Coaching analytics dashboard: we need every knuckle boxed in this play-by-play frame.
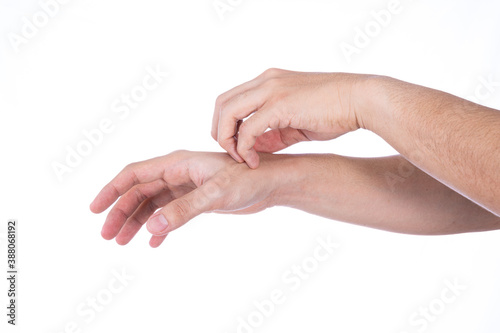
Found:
[215,96,222,107]
[270,102,285,119]
[211,171,231,189]
[132,188,148,203]
[169,198,192,221]
[219,139,235,153]
[146,199,159,215]
[263,68,282,78]
[126,215,142,228]
[201,180,224,200]
[218,133,232,144]
[170,149,188,157]
[239,114,264,138]
[215,94,226,108]
[268,115,280,129]
[218,99,229,114]
[113,206,128,221]
[107,182,121,198]
[122,163,140,185]
[218,102,234,123]
[237,138,252,155]
[237,122,256,142]
[123,162,137,172]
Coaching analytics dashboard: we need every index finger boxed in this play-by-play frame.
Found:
[90,153,184,214]
[212,71,267,140]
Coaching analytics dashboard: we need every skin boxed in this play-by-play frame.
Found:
[90,69,500,247]
[91,151,284,248]
[212,69,500,216]
[90,151,500,248]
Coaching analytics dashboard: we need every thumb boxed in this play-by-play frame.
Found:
[146,184,218,236]
[254,128,309,153]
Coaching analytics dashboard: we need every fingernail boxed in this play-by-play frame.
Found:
[232,151,244,163]
[147,213,168,234]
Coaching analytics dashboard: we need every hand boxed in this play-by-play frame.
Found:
[89,150,290,247]
[212,68,371,168]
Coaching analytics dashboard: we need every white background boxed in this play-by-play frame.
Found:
[1,0,500,332]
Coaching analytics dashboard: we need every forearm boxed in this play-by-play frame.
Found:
[356,76,500,215]
[273,154,500,235]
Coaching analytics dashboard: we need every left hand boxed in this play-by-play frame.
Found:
[90,150,289,247]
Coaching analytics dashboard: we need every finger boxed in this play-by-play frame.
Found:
[100,179,170,240]
[114,190,174,245]
[217,88,269,162]
[146,182,220,236]
[149,234,168,248]
[217,112,244,163]
[236,108,276,169]
[212,70,271,140]
[90,160,164,214]
[253,128,309,153]
[90,153,187,213]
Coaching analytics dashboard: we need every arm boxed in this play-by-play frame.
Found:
[277,154,500,235]
[211,69,500,216]
[356,76,500,216]
[90,151,500,248]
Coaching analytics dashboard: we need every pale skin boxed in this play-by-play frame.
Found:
[91,69,500,247]
[212,69,500,215]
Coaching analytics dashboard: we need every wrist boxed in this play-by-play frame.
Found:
[351,74,393,134]
[258,153,309,208]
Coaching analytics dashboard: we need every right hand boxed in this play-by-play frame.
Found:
[211,68,371,168]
